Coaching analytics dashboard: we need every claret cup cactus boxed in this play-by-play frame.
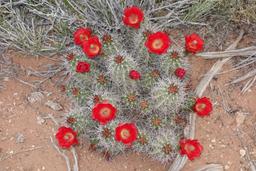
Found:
[59,1,208,164]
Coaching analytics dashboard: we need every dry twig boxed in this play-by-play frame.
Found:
[0,146,42,162]
[50,136,71,171]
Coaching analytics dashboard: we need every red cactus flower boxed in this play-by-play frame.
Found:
[129,70,141,80]
[92,102,117,125]
[55,126,78,149]
[179,139,203,161]
[185,33,204,53]
[115,123,138,145]
[66,53,74,61]
[175,68,186,79]
[193,97,213,117]
[82,36,102,58]
[145,32,171,55]
[76,61,90,73]
[123,6,144,29]
[73,27,92,46]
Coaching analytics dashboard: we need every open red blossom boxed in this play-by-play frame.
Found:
[82,36,102,58]
[179,139,203,161]
[129,70,141,80]
[115,123,138,145]
[73,27,92,46]
[76,61,90,73]
[55,126,78,149]
[185,33,204,53]
[193,97,213,117]
[145,32,171,55]
[123,6,144,29]
[175,68,186,79]
[92,102,117,125]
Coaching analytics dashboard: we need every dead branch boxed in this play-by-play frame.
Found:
[0,146,42,162]
[231,69,256,84]
[197,46,256,59]
[50,136,71,171]
[194,164,224,171]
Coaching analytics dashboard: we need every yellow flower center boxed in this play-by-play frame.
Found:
[128,14,139,24]
[188,40,198,49]
[120,129,130,139]
[90,44,100,54]
[100,107,111,118]
[195,103,206,112]
[80,34,88,41]
[64,132,74,142]
[152,39,163,49]
[184,144,195,153]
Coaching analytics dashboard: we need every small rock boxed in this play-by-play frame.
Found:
[45,100,63,111]
[27,92,44,104]
[36,116,46,125]
[236,112,246,127]
[16,133,25,143]
[211,139,216,143]
[4,77,9,81]
[224,165,230,170]
[209,144,214,149]
[240,149,246,157]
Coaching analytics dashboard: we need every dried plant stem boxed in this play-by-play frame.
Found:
[71,147,79,171]
[169,30,244,171]
[0,146,42,162]
[47,113,60,126]
[195,30,244,96]
[50,136,71,171]
[231,69,256,84]
[15,78,37,88]
[241,75,256,93]
[194,164,224,171]
[196,46,256,59]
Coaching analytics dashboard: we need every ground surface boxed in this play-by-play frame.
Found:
[0,46,255,171]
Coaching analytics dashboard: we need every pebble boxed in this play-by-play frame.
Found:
[220,144,226,148]
[45,100,63,111]
[224,165,230,170]
[36,116,46,125]
[211,139,216,143]
[16,133,25,143]
[4,77,9,81]
[240,149,246,157]
[27,92,44,104]
[209,144,214,149]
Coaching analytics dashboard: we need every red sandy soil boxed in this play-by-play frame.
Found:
[0,49,255,171]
